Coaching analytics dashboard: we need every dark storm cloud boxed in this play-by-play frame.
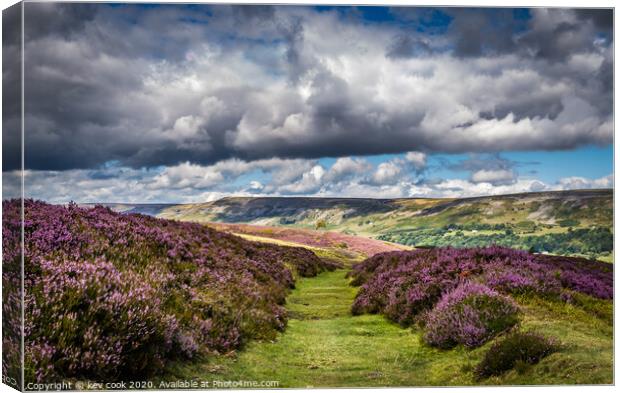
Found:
[479,96,564,122]
[231,4,275,21]
[386,34,432,58]
[518,21,590,62]
[277,16,307,83]
[575,9,613,30]
[3,3,22,177]
[395,7,613,61]
[387,7,613,123]
[24,2,97,41]
[7,4,613,172]
[513,9,611,62]
[447,8,523,57]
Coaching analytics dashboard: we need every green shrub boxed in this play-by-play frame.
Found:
[475,331,558,379]
[558,219,580,227]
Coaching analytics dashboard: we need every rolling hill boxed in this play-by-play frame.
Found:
[93,189,613,261]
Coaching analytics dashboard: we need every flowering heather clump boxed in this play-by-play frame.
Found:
[350,246,612,349]
[536,254,613,299]
[2,200,22,388]
[350,246,612,328]
[423,281,519,348]
[3,199,336,383]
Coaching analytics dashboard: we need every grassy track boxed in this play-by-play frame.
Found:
[165,268,612,387]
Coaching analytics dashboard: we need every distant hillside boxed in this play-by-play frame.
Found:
[154,196,400,224]
[90,203,176,216]
[94,189,613,261]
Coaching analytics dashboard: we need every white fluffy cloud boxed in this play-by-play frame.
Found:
[471,169,516,185]
[405,152,427,171]
[557,174,613,190]
[150,158,316,191]
[370,161,403,186]
[324,157,372,182]
[419,178,547,198]
[5,155,612,204]
[277,165,326,194]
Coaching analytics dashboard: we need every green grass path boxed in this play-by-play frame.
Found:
[165,269,613,387]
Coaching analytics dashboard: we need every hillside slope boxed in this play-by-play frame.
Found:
[208,223,410,263]
[97,189,613,261]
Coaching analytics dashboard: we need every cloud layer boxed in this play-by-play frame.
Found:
[3,152,611,204]
[2,5,612,203]
[4,4,612,172]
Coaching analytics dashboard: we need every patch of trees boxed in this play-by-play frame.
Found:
[315,219,327,230]
[558,219,580,227]
[378,227,613,258]
[444,223,508,231]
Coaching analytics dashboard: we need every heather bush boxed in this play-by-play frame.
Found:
[537,254,613,299]
[2,200,22,388]
[475,331,558,379]
[25,259,182,381]
[423,282,519,349]
[350,246,612,328]
[4,199,335,383]
[351,249,462,325]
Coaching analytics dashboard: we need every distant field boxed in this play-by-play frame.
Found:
[208,222,409,262]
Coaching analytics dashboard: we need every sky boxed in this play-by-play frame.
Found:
[1,3,614,203]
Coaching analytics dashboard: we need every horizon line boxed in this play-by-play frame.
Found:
[67,187,614,206]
